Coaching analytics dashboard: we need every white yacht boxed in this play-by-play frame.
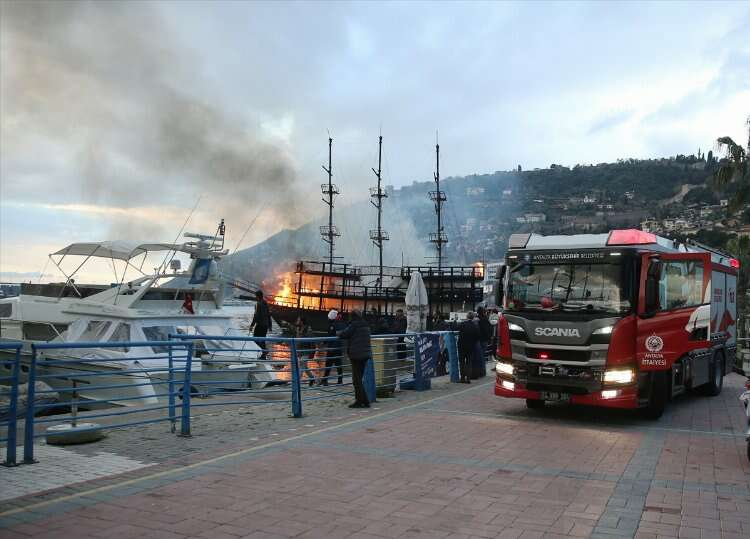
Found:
[0,226,279,406]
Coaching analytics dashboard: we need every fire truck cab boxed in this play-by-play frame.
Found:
[494,229,738,418]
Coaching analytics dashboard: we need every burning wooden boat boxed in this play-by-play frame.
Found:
[266,135,482,333]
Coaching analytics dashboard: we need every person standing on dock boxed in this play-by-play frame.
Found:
[295,316,317,386]
[390,308,407,360]
[250,290,272,359]
[457,312,479,383]
[338,309,372,408]
[477,307,492,377]
[322,310,344,385]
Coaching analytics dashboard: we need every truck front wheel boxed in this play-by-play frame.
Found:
[643,371,668,420]
[703,353,724,397]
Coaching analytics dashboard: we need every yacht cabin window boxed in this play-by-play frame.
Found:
[108,323,131,352]
[78,321,112,342]
[0,303,12,317]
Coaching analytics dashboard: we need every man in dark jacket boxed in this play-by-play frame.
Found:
[476,307,492,377]
[457,312,479,383]
[337,309,372,408]
[250,290,272,359]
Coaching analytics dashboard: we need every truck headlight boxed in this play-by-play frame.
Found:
[593,325,614,335]
[508,322,524,332]
[603,368,635,384]
[496,361,514,376]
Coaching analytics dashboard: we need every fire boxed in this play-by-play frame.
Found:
[266,271,296,306]
[474,261,485,278]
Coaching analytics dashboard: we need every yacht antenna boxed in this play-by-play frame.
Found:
[428,132,447,270]
[320,135,340,270]
[370,133,389,289]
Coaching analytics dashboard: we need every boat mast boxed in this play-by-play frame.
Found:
[429,135,447,270]
[370,134,389,289]
[320,136,340,271]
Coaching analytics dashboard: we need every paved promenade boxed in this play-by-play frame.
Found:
[1,373,748,539]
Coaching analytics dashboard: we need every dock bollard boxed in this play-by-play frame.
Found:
[46,380,106,445]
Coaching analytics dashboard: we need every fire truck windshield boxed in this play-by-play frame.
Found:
[506,262,631,314]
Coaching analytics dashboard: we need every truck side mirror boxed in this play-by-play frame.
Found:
[644,259,661,315]
[495,265,507,306]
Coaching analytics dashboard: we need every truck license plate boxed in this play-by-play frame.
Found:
[541,392,570,402]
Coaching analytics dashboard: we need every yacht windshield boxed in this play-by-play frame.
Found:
[506,262,631,314]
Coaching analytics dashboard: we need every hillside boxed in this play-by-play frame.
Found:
[226,153,730,288]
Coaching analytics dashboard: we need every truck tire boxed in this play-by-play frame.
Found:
[643,371,667,420]
[526,398,545,409]
[703,353,724,397]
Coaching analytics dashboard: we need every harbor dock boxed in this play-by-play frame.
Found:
[1,372,748,539]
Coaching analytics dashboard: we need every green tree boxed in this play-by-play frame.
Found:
[726,235,750,312]
[713,116,749,211]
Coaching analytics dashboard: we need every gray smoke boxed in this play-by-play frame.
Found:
[0,0,308,238]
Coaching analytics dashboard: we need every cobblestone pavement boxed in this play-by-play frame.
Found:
[0,371,748,539]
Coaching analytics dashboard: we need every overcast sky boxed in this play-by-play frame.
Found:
[1,0,749,281]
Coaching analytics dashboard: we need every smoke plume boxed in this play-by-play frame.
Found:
[0,0,308,240]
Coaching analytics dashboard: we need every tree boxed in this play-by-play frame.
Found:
[726,235,750,312]
[713,116,749,211]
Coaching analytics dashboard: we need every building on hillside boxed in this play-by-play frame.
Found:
[720,199,729,207]
[624,191,635,200]
[640,219,659,233]
[502,188,513,198]
[738,225,750,238]
[515,213,546,224]
[466,187,485,196]
[583,195,597,204]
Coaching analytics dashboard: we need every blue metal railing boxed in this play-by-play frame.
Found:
[1,342,23,466]
[22,341,192,463]
[168,334,299,434]
[12,331,460,464]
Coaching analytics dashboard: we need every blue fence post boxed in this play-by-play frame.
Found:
[3,347,21,466]
[290,339,302,418]
[364,356,376,403]
[23,346,38,464]
[168,344,176,434]
[179,342,193,437]
[446,332,460,383]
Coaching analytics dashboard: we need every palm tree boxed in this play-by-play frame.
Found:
[713,116,749,211]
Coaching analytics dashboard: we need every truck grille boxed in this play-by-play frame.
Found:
[525,348,591,362]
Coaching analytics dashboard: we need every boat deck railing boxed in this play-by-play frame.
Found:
[5,331,463,465]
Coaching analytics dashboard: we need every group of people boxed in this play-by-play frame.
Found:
[456,307,494,383]
[250,290,374,409]
[251,288,497,406]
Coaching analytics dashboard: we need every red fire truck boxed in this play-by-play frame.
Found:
[494,229,737,418]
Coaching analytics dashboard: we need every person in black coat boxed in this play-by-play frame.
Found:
[250,290,272,359]
[457,312,479,383]
[477,307,492,376]
[337,309,372,408]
